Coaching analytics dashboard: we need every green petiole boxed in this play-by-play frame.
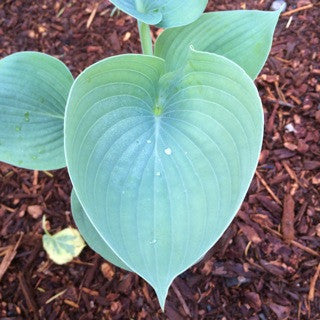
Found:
[138,20,153,55]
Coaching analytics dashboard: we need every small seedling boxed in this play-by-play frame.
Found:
[0,0,281,309]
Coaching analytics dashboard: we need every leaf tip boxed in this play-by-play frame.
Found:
[156,291,168,312]
[270,5,283,20]
[152,282,171,312]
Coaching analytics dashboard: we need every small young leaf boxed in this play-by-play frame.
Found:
[0,51,73,170]
[110,0,208,28]
[154,10,280,79]
[42,216,85,265]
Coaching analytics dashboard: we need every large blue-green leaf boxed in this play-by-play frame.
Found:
[71,189,131,271]
[155,10,280,79]
[110,0,208,28]
[0,52,73,170]
[65,50,263,309]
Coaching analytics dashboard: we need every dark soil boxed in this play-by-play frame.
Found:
[0,0,320,319]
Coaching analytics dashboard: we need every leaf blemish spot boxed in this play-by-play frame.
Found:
[24,112,30,122]
[155,171,161,176]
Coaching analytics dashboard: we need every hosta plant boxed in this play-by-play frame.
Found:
[0,0,281,309]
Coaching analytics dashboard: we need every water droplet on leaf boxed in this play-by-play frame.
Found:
[164,148,172,155]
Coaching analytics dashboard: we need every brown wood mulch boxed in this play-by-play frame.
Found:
[0,0,319,319]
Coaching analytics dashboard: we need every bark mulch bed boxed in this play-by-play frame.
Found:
[0,0,320,319]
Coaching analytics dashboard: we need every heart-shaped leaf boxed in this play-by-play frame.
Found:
[71,189,131,271]
[0,51,73,170]
[155,10,280,79]
[42,216,86,265]
[65,50,263,308]
[110,0,208,28]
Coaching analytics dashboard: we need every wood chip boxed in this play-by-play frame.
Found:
[109,30,121,52]
[100,262,115,281]
[64,299,79,308]
[18,271,39,319]
[308,263,320,301]
[282,4,313,16]
[256,171,282,205]
[32,170,38,187]
[0,233,23,282]
[282,160,302,188]
[282,193,295,242]
[142,282,155,309]
[123,32,131,42]
[269,302,290,319]
[86,3,99,29]
[172,282,191,317]
[245,291,262,310]
[45,289,67,304]
[82,287,99,296]
[27,205,43,219]
[264,226,319,257]
[290,240,319,257]
[238,222,262,244]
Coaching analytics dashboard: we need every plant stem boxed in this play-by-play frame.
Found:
[138,21,153,55]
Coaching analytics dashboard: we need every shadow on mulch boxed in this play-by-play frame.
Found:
[0,0,320,319]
